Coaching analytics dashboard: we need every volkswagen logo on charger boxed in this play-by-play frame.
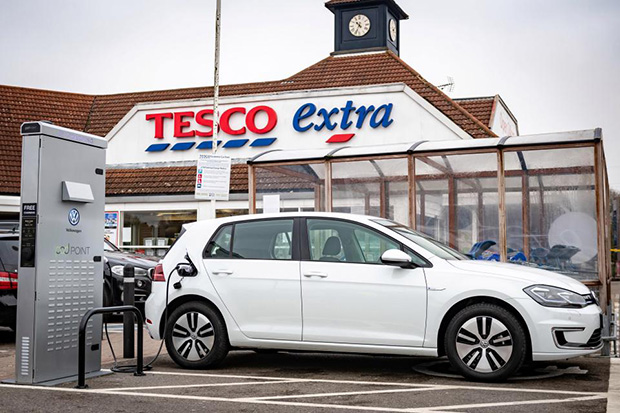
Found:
[68,208,80,226]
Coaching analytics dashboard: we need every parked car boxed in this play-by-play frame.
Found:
[0,233,18,330]
[0,226,156,330]
[103,238,157,310]
[144,213,602,382]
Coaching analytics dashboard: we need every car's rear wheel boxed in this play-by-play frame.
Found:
[165,302,229,369]
[444,303,526,382]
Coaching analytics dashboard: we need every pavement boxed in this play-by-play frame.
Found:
[0,281,616,412]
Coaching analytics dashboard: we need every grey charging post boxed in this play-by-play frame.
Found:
[13,122,107,385]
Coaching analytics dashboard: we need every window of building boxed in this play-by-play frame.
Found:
[122,210,197,256]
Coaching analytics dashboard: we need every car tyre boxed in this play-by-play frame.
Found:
[444,303,526,382]
[165,302,229,369]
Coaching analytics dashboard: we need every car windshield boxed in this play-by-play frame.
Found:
[104,238,120,252]
[372,219,469,261]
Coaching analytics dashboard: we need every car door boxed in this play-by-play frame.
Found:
[202,218,302,341]
[301,218,427,347]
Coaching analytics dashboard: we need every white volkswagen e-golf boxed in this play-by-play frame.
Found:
[144,213,602,381]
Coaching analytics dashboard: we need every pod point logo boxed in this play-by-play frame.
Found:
[68,208,80,226]
[55,243,91,255]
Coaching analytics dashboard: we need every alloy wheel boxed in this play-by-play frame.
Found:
[171,311,215,361]
[455,316,513,373]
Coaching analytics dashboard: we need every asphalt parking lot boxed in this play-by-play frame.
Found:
[0,324,616,413]
[1,283,618,412]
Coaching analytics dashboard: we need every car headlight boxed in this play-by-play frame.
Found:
[523,285,587,308]
[111,265,149,277]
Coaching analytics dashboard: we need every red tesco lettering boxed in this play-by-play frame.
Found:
[146,106,277,139]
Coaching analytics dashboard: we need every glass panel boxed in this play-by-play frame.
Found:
[232,219,294,260]
[415,152,498,256]
[307,218,399,264]
[216,209,249,218]
[205,225,232,258]
[331,157,408,221]
[255,164,325,212]
[504,147,597,281]
[0,237,19,273]
[122,210,197,257]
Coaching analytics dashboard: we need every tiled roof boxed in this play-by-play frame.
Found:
[85,80,283,138]
[279,52,495,140]
[106,164,249,196]
[453,96,496,129]
[85,51,495,140]
[105,163,320,196]
[1,51,496,196]
[0,85,94,195]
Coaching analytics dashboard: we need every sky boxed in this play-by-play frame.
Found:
[1,0,619,187]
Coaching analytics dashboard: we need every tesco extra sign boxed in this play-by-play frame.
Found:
[144,100,394,152]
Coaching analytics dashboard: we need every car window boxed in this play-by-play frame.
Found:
[0,237,19,273]
[307,226,346,261]
[204,225,232,258]
[307,219,400,264]
[273,231,293,260]
[372,218,468,261]
[104,238,119,252]
[231,219,294,260]
[404,247,431,267]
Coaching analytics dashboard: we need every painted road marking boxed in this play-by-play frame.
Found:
[140,370,604,395]
[240,385,455,401]
[96,379,308,392]
[608,358,620,413]
[0,370,608,412]
[403,395,607,412]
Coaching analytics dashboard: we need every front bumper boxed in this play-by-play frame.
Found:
[515,298,603,361]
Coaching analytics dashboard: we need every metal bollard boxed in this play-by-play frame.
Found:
[123,264,135,358]
[77,305,144,388]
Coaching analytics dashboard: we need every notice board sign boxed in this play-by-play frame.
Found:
[195,154,231,200]
[104,211,119,245]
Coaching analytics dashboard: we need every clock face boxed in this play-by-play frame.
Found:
[389,19,397,42]
[349,14,371,37]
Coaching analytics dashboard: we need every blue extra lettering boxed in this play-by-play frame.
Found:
[355,105,375,128]
[370,103,394,128]
[293,103,317,132]
[314,107,340,131]
[340,100,356,129]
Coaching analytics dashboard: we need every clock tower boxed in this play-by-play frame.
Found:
[326,0,409,56]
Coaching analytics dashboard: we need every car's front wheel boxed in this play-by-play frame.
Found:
[165,301,229,369]
[444,303,526,382]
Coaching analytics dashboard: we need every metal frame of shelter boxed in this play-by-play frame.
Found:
[247,129,611,310]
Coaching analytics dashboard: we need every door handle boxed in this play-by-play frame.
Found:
[212,269,233,275]
[303,271,328,278]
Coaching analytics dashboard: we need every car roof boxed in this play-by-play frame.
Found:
[184,212,384,231]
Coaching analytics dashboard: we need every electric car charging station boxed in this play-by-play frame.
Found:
[13,121,107,385]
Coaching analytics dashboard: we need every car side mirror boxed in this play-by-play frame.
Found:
[381,249,417,269]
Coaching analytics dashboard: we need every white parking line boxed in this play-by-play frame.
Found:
[97,379,308,392]
[241,386,454,401]
[608,358,620,413]
[405,394,607,412]
[0,370,608,413]
[142,370,603,396]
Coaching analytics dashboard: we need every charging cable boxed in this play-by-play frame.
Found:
[104,263,180,373]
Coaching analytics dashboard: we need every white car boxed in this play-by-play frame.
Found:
[144,213,602,381]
